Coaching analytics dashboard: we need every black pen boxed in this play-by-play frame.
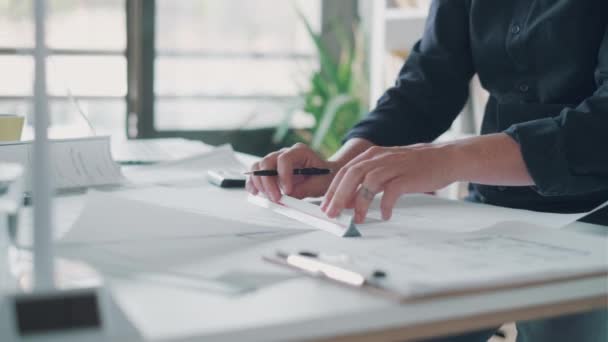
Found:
[244,167,331,176]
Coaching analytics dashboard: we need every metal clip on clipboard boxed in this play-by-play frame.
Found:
[263,251,401,302]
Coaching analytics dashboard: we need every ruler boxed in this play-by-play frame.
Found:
[247,194,361,238]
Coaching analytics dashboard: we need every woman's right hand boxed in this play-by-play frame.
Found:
[246,143,337,202]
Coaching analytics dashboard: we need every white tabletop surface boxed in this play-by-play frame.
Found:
[1,151,607,342]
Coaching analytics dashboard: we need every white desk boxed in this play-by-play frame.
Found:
[2,156,607,342]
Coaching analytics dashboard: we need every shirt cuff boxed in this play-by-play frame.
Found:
[504,118,572,196]
[343,128,392,147]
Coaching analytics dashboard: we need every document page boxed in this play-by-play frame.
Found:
[0,136,124,191]
[58,191,304,294]
[262,223,608,300]
[58,234,297,296]
[117,186,312,231]
[358,194,601,233]
[122,144,245,187]
[111,138,213,163]
[60,191,297,244]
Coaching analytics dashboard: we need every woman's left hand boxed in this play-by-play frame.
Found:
[321,143,459,224]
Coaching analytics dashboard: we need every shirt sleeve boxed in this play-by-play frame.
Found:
[345,0,474,146]
[504,26,608,196]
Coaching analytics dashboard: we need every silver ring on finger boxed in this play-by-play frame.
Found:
[359,185,375,201]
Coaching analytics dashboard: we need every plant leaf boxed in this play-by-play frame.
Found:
[273,97,304,144]
[311,94,355,150]
[294,6,340,85]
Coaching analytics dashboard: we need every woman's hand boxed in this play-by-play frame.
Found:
[321,143,459,223]
[246,143,338,202]
[320,133,533,224]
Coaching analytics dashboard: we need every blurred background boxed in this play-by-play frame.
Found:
[0,0,486,157]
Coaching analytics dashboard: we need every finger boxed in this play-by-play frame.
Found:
[323,163,360,211]
[276,147,301,196]
[288,175,322,199]
[326,159,379,218]
[321,170,342,211]
[353,186,376,223]
[353,167,397,223]
[245,176,253,193]
[322,146,384,210]
[380,178,406,221]
[249,162,263,195]
[245,177,257,195]
[345,195,357,209]
[253,152,278,199]
[259,156,282,202]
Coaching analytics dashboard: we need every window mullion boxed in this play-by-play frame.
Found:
[126,0,155,138]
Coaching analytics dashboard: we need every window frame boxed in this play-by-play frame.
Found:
[0,51,128,113]
[0,2,130,136]
[0,0,356,152]
[131,0,327,145]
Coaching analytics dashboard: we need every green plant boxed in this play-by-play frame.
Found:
[274,7,369,157]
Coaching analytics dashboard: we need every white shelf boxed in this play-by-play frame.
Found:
[385,8,428,21]
[385,11,427,51]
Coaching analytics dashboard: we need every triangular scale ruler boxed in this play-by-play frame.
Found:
[247,194,361,238]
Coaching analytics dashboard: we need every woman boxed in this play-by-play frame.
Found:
[247,1,608,341]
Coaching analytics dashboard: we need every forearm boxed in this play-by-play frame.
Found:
[449,133,534,186]
[328,138,375,170]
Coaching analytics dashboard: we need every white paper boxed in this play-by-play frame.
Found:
[60,191,292,244]
[117,186,312,231]
[111,138,213,163]
[56,190,303,295]
[264,223,608,299]
[57,235,293,295]
[0,136,124,191]
[357,194,601,235]
[16,193,87,247]
[123,144,245,187]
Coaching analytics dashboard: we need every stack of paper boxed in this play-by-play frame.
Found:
[122,145,245,187]
[0,136,124,192]
[59,191,298,244]
[56,191,303,295]
[111,138,213,164]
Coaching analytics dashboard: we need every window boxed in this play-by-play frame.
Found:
[151,0,320,133]
[1,0,321,147]
[0,0,127,139]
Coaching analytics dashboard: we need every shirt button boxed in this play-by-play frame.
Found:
[511,25,521,34]
[518,83,529,92]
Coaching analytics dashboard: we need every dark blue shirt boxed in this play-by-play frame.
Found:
[346,0,608,213]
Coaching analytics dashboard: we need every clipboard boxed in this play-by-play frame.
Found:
[263,251,608,304]
[262,251,402,302]
[247,194,361,237]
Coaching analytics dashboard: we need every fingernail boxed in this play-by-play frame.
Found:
[382,211,391,221]
[328,208,338,218]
